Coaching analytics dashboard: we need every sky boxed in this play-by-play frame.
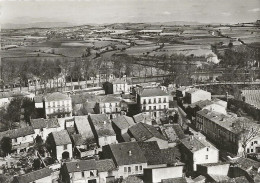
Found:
[0,0,259,25]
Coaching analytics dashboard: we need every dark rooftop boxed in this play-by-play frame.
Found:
[13,168,52,183]
[52,130,72,146]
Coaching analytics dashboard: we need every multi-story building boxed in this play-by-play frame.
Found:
[88,114,117,148]
[103,78,130,94]
[102,142,148,178]
[196,109,260,155]
[49,130,73,161]
[0,126,35,153]
[60,159,117,183]
[180,136,219,172]
[44,92,72,119]
[185,88,211,104]
[95,95,122,119]
[31,118,62,141]
[136,87,169,122]
[35,92,72,119]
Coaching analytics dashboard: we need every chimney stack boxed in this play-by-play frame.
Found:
[128,151,132,156]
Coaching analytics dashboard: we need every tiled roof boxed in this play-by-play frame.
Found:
[121,133,131,142]
[207,174,230,182]
[64,159,96,173]
[0,91,29,99]
[180,136,217,153]
[191,99,213,109]
[45,92,70,102]
[233,157,260,171]
[172,124,186,139]
[52,130,71,146]
[160,147,180,164]
[96,159,116,172]
[162,177,188,183]
[197,109,258,134]
[185,88,200,94]
[31,118,60,129]
[139,88,168,97]
[31,118,47,129]
[112,115,135,130]
[137,141,166,165]
[88,114,116,137]
[0,126,34,140]
[13,168,52,183]
[133,113,151,123]
[106,142,147,166]
[129,123,167,141]
[74,116,95,142]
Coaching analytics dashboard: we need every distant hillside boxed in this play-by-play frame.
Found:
[2,22,76,29]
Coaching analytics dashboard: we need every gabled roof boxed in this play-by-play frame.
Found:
[112,115,135,130]
[180,136,217,153]
[45,92,70,102]
[13,168,52,183]
[232,157,260,171]
[133,113,151,123]
[31,118,60,129]
[34,95,43,103]
[139,88,168,97]
[74,116,95,143]
[64,159,96,173]
[162,177,188,183]
[52,130,72,146]
[129,123,167,141]
[105,142,147,166]
[0,126,35,141]
[88,114,116,137]
[137,141,166,165]
[96,159,116,172]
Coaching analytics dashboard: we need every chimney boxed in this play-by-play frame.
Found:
[76,163,80,169]
[128,151,132,156]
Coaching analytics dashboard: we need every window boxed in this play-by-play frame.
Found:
[251,142,254,146]
[14,139,17,143]
[143,107,146,111]
[143,99,146,104]
[163,98,166,103]
[135,166,138,171]
[148,99,151,104]
[63,144,67,150]
[139,166,142,171]
[207,148,209,151]
[128,167,131,172]
[254,141,258,144]
[247,148,250,153]
[124,167,127,172]
[153,106,156,110]
[81,171,85,177]
[206,155,208,159]
[158,98,161,103]
[154,98,156,103]
[251,149,254,153]
[90,171,94,177]
[149,106,152,110]
[164,105,166,109]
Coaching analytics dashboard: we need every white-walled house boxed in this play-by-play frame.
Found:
[50,130,73,161]
[88,114,117,148]
[137,87,170,122]
[96,95,122,119]
[31,118,62,141]
[180,136,219,172]
[0,126,35,153]
[143,166,184,183]
[102,142,148,178]
[34,92,72,119]
[60,159,117,183]
[185,88,211,104]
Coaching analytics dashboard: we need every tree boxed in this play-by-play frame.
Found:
[33,159,41,170]
[236,119,260,157]
[1,137,12,157]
